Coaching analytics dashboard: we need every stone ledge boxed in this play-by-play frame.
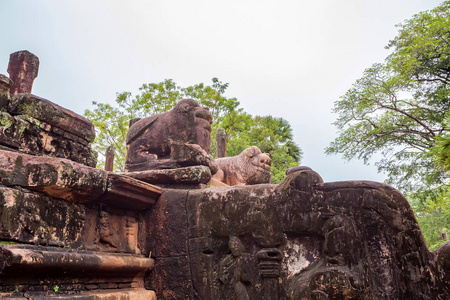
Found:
[98,173,162,211]
[0,289,156,300]
[0,245,154,286]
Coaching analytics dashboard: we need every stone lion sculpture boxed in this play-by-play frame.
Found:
[125,99,217,173]
[212,146,271,185]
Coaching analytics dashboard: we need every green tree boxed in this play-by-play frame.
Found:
[84,101,130,171]
[237,116,301,183]
[85,78,301,183]
[326,1,450,196]
[326,1,450,249]
[410,186,450,250]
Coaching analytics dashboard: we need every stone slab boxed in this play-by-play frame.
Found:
[9,94,95,143]
[0,149,107,203]
[140,167,450,299]
[123,165,211,185]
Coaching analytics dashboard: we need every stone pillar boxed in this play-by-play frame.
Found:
[105,145,115,172]
[7,50,39,95]
[256,248,282,299]
[216,128,227,158]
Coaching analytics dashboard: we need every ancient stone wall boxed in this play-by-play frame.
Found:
[0,51,159,299]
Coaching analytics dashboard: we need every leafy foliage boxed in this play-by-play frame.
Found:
[326,1,450,196]
[84,78,301,183]
[84,102,130,171]
[326,62,449,194]
[326,1,450,249]
[410,185,450,251]
[387,1,450,86]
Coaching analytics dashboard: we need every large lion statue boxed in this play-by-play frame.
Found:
[212,146,272,186]
[125,99,217,173]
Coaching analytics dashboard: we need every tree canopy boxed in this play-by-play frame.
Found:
[326,1,450,196]
[85,78,301,183]
[326,1,450,249]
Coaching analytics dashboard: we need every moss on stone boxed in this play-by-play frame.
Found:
[0,112,14,131]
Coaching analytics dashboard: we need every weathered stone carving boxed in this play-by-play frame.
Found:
[99,211,118,248]
[126,99,218,174]
[212,146,272,185]
[146,167,450,299]
[126,216,138,254]
[218,236,252,300]
[257,248,283,299]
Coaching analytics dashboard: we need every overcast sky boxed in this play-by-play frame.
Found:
[0,0,444,183]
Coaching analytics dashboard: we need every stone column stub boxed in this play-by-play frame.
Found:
[105,145,115,171]
[216,128,227,158]
[7,50,40,95]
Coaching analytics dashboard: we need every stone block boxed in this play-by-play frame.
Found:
[0,150,107,203]
[145,256,194,300]
[145,189,189,258]
[0,186,85,246]
[0,112,97,167]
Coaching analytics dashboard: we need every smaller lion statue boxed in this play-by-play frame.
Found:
[212,146,271,186]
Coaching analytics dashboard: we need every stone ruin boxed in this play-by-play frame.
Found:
[0,51,449,299]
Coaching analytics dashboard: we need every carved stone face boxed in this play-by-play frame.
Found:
[245,146,271,170]
[241,146,272,184]
[172,99,213,153]
[213,146,272,186]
